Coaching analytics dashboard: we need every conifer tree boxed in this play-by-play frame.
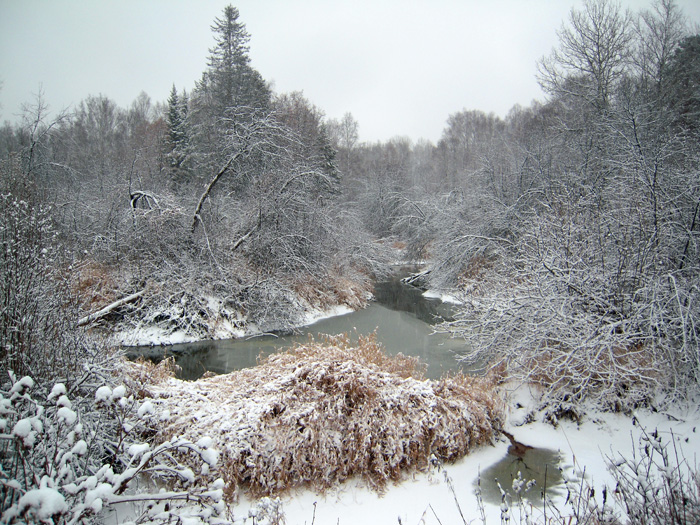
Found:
[166,85,190,178]
[197,5,270,116]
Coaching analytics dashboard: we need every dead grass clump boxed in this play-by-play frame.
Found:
[281,333,427,379]
[146,335,502,498]
[291,272,371,311]
[331,276,372,310]
[123,356,179,398]
[72,260,121,311]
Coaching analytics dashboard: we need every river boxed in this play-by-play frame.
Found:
[128,275,470,380]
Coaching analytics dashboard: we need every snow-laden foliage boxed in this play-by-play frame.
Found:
[606,419,700,524]
[137,334,503,497]
[414,2,700,415]
[0,372,229,524]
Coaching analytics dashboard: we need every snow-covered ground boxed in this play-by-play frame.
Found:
[301,304,355,327]
[231,384,700,524]
[423,289,463,305]
[116,302,357,347]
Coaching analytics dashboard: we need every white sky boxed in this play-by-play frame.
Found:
[1,0,698,144]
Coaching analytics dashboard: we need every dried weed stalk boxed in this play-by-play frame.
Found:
[145,334,503,498]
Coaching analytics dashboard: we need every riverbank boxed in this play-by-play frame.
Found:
[114,300,357,347]
[110,271,373,347]
[124,275,469,381]
[237,386,700,524]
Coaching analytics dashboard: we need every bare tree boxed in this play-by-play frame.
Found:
[538,0,634,110]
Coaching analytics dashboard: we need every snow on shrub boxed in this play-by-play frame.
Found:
[0,372,229,524]
[143,333,503,497]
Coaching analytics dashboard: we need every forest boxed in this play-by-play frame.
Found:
[1,0,699,523]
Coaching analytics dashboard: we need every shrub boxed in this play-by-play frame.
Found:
[0,373,228,524]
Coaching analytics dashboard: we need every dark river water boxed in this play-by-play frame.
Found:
[128,276,470,380]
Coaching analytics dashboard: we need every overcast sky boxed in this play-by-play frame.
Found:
[1,1,698,144]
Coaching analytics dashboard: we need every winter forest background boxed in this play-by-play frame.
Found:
[1,0,700,523]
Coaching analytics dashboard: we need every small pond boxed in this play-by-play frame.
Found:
[477,445,564,506]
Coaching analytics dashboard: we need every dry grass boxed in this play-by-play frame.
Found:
[71,260,121,312]
[291,272,372,311]
[123,356,179,398]
[145,334,503,498]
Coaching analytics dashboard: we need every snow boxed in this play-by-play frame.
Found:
[95,385,112,402]
[15,487,68,521]
[47,383,67,400]
[137,400,155,418]
[57,406,77,425]
[117,326,197,347]
[56,395,72,408]
[12,417,36,447]
[128,442,150,457]
[9,375,34,395]
[111,385,126,400]
[423,289,464,305]
[233,386,700,524]
[196,436,214,448]
[200,447,219,467]
[71,439,88,456]
[302,304,354,326]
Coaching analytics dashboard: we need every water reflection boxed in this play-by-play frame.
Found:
[127,277,468,380]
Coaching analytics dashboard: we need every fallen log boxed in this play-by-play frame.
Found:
[78,289,146,327]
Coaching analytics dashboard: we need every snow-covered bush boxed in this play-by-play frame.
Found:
[606,419,700,524]
[0,372,229,524]
[141,334,503,497]
[1,193,79,381]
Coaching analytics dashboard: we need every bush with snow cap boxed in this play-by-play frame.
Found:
[0,372,229,524]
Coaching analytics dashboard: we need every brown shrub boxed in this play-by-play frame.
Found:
[518,342,662,414]
[72,260,121,312]
[145,335,503,498]
[291,272,371,311]
[457,255,493,286]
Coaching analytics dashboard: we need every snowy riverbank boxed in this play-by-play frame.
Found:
[114,297,359,347]
[235,386,700,524]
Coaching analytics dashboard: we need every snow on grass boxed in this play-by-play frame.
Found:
[139,334,503,499]
[254,386,700,524]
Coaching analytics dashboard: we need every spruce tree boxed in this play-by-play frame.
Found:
[166,85,190,178]
[199,5,270,116]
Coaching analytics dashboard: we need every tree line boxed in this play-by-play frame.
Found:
[1,0,699,411]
